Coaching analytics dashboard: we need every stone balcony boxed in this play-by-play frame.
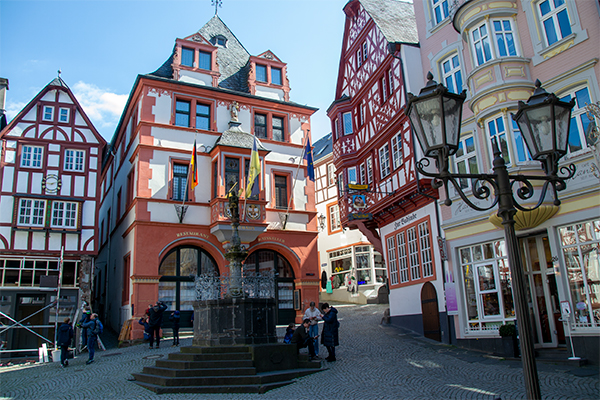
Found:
[209,197,268,244]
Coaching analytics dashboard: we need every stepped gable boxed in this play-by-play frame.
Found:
[360,0,419,45]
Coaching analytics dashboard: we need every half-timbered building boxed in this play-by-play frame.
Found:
[95,15,319,339]
[313,132,388,304]
[328,0,450,342]
[0,76,105,354]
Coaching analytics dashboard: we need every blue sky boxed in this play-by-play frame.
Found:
[1,0,351,142]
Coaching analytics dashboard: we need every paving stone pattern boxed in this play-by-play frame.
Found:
[0,303,598,399]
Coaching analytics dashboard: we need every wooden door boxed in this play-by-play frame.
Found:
[421,282,441,341]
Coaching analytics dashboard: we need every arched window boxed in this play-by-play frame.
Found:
[158,246,217,327]
[245,249,295,324]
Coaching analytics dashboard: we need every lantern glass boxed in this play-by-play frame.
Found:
[443,95,462,154]
[524,106,554,157]
[554,103,572,155]
[413,96,443,156]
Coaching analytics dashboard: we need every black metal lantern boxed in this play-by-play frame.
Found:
[512,79,575,173]
[406,72,467,160]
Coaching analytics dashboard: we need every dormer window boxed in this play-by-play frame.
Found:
[256,65,267,82]
[272,68,282,85]
[182,47,194,67]
[212,35,227,47]
[198,51,211,70]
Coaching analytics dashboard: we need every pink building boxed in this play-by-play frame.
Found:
[413,0,600,362]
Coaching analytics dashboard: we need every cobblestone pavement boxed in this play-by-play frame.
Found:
[0,303,598,400]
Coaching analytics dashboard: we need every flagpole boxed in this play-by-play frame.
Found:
[283,131,310,230]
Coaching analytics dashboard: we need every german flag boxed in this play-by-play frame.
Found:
[190,140,198,190]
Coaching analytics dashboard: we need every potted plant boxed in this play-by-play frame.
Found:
[499,323,520,358]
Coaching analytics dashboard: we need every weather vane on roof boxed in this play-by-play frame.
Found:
[212,0,222,15]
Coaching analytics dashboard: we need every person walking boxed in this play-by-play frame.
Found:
[147,301,167,349]
[290,319,318,360]
[57,317,73,367]
[81,313,102,365]
[169,310,180,346]
[303,301,322,356]
[321,303,339,361]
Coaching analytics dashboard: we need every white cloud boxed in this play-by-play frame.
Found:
[5,101,27,122]
[72,81,128,140]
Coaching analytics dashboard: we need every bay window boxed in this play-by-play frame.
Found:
[342,112,353,135]
[487,115,511,165]
[472,23,493,66]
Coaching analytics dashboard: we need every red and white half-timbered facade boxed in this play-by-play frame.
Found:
[0,77,105,353]
[328,0,450,342]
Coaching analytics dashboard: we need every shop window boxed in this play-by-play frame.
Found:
[21,145,43,168]
[355,246,372,285]
[559,219,600,328]
[329,247,352,289]
[459,240,516,331]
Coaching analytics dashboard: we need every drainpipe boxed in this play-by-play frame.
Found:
[391,43,452,344]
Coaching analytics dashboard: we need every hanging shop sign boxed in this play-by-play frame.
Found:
[348,212,372,221]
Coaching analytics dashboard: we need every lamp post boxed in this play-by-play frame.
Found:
[406,73,575,400]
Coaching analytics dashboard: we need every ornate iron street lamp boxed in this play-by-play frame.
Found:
[406,73,575,400]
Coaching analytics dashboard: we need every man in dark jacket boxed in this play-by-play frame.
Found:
[81,313,101,365]
[57,317,74,367]
[291,319,318,360]
[76,309,91,351]
[147,301,168,349]
[321,303,339,362]
[169,310,180,346]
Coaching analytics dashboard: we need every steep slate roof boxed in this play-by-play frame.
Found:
[149,15,251,93]
[313,132,333,162]
[360,0,419,45]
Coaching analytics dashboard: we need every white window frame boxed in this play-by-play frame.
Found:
[441,53,463,95]
[18,199,46,226]
[51,201,78,228]
[560,86,597,154]
[492,19,518,57]
[379,144,391,178]
[433,0,449,25]
[42,106,53,121]
[537,0,572,46]
[391,132,403,170]
[356,49,362,69]
[347,166,357,185]
[21,145,43,168]
[510,119,531,163]
[59,107,70,123]
[329,204,341,231]
[487,115,512,166]
[327,164,335,186]
[64,149,85,172]
[338,171,345,195]
[387,236,399,285]
[397,231,409,283]
[419,222,434,278]
[381,76,388,103]
[342,112,353,135]
[453,134,479,190]
[472,22,493,66]
[359,163,366,186]
[366,156,373,184]
[362,42,368,62]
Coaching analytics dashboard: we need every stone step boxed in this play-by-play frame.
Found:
[179,345,251,354]
[155,359,254,369]
[168,352,253,361]
[143,365,257,377]
[134,380,295,394]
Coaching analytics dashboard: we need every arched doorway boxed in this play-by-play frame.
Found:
[421,282,441,342]
[158,246,218,327]
[244,249,295,324]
